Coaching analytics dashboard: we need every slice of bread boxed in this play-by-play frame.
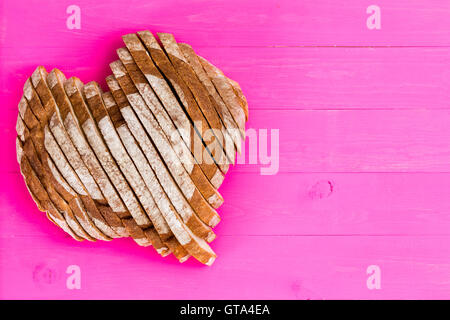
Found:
[83,82,155,229]
[64,77,133,222]
[227,77,248,121]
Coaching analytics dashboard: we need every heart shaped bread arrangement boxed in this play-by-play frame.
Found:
[15,31,248,265]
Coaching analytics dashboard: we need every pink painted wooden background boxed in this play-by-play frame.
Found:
[1,0,449,299]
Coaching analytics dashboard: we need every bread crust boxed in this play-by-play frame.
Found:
[227,77,248,121]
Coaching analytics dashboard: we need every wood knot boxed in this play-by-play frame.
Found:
[308,180,333,199]
[32,263,60,285]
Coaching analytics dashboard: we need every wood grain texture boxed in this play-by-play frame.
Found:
[0,235,449,299]
[1,0,449,299]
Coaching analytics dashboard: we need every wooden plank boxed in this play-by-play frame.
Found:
[2,0,450,48]
[0,235,448,299]
[217,172,450,236]
[2,47,449,111]
[5,109,450,173]
[4,171,450,237]
[195,47,450,110]
[234,109,450,173]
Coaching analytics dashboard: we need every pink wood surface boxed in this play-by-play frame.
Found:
[1,0,450,47]
[1,0,449,299]
[3,47,450,111]
[6,109,450,173]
